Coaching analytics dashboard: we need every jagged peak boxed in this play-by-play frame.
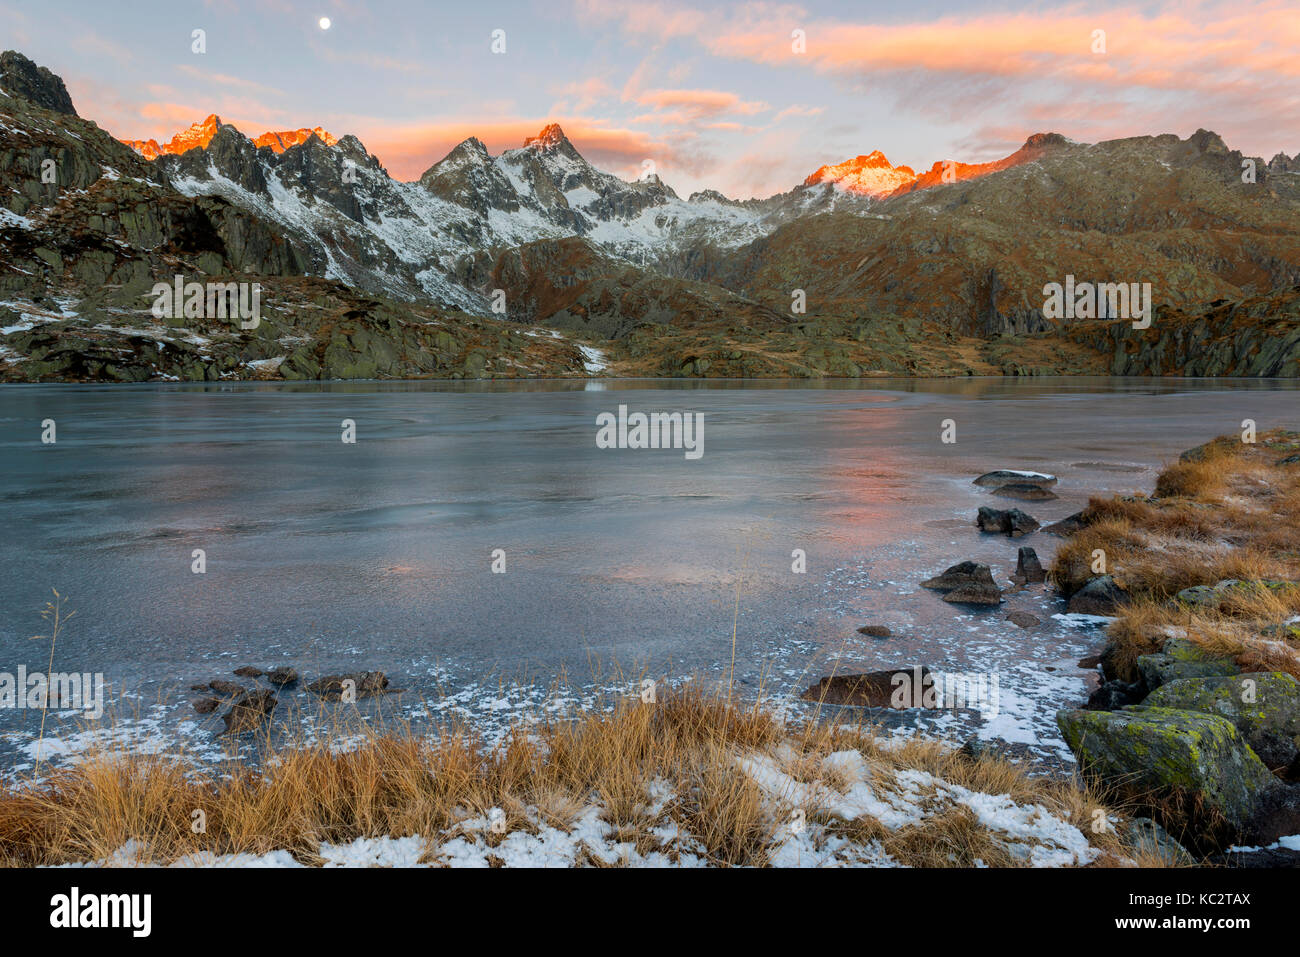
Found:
[1021,132,1071,150]
[1186,128,1229,154]
[444,136,491,162]
[523,123,570,150]
[0,50,77,116]
[255,126,337,151]
[804,151,916,196]
[120,114,339,160]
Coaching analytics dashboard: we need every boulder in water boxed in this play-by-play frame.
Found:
[801,666,936,708]
[221,689,277,733]
[976,506,1039,537]
[973,470,1057,488]
[1066,575,1126,615]
[1013,546,1046,584]
[991,483,1058,501]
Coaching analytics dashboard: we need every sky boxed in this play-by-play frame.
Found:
[2,0,1297,199]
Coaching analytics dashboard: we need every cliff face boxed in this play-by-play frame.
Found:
[1062,291,1300,376]
[0,55,588,383]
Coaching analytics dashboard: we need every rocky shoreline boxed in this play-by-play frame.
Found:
[798,434,1300,865]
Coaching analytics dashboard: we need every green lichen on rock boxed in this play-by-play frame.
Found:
[1172,579,1298,610]
[1056,706,1275,830]
[1141,672,1300,772]
[1137,636,1240,689]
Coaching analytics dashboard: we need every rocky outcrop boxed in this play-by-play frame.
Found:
[976,507,1039,537]
[801,667,937,708]
[1057,707,1277,836]
[1062,291,1300,377]
[0,50,76,115]
[1142,672,1300,776]
[1013,547,1046,584]
[921,561,1002,605]
[1172,578,1299,611]
[1137,636,1241,689]
[221,689,277,733]
[973,470,1058,489]
[1066,575,1127,615]
[306,671,394,700]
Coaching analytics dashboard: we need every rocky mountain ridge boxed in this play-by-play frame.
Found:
[2,50,1298,382]
[121,113,340,161]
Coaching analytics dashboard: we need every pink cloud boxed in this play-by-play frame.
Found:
[582,0,1300,160]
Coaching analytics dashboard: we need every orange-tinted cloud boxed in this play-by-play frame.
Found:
[579,0,1300,159]
[634,88,769,119]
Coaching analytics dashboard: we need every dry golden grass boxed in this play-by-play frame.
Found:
[1050,428,1300,682]
[0,686,1165,868]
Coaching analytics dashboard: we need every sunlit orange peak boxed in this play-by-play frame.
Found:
[804,151,918,197]
[121,114,338,159]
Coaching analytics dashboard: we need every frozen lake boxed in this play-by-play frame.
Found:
[1,376,1296,774]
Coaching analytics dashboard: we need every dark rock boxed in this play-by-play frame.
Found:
[801,666,936,708]
[1137,636,1240,689]
[207,680,247,696]
[976,506,1039,537]
[1212,846,1300,868]
[991,483,1058,501]
[192,697,221,715]
[1241,785,1300,847]
[1042,511,1088,537]
[266,666,299,687]
[972,470,1057,488]
[0,51,77,115]
[1278,453,1300,466]
[1066,575,1126,615]
[1126,817,1193,865]
[1173,579,1299,611]
[1099,643,1126,682]
[233,666,264,678]
[1006,610,1040,628]
[943,582,1003,606]
[221,689,277,733]
[1141,671,1300,776]
[1013,546,1046,584]
[1085,680,1144,710]
[856,625,892,638]
[306,671,390,699]
[1078,654,1103,669]
[1057,707,1276,835]
[921,561,1002,605]
[921,560,993,590]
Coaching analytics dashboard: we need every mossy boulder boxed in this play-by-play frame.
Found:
[1056,706,1276,831]
[1141,672,1300,774]
[1137,636,1240,689]
[1175,579,1299,610]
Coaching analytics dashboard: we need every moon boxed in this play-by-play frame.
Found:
[319,17,331,30]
